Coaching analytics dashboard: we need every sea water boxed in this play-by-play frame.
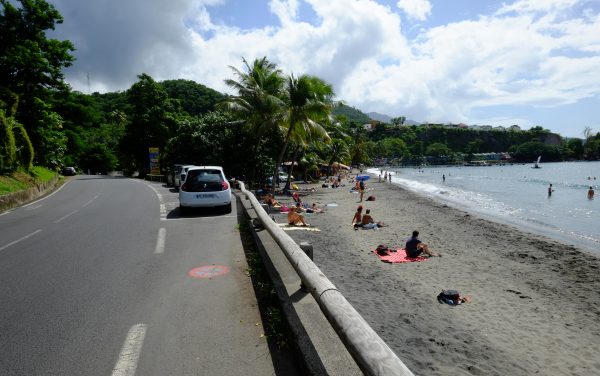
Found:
[369,161,600,254]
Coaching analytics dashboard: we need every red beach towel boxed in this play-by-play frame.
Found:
[372,248,428,263]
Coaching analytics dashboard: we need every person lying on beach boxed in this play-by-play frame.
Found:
[405,230,439,257]
[305,203,324,213]
[287,204,308,226]
[360,209,388,229]
[352,205,363,229]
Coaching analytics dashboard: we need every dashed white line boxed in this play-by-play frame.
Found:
[54,210,78,223]
[0,229,43,252]
[143,182,167,219]
[154,227,166,254]
[111,323,147,376]
[83,194,100,207]
[25,204,43,211]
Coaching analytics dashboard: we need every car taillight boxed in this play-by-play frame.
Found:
[221,181,229,190]
[181,184,187,192]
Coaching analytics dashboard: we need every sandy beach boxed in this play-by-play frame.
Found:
[267,173,600,376]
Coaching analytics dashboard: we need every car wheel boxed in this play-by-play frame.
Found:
[222,202,232,214]
[179,205,188,215]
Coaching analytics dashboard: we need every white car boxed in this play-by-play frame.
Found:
[179,166,232,213]
[175,164,196,190]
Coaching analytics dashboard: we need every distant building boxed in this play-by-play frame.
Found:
[508,125,521,131]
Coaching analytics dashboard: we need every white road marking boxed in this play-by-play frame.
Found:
[0,229,43,252]
[25,204,43,210]
[154,227,166,254]
[21,178,71,208]
[83,194,100,207]
[111,323,147,376]
[54,210,78,223]
[143,182,167,219]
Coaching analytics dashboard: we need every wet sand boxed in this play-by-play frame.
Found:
[269,174,600,376]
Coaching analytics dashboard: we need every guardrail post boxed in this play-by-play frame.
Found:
[299,242,313,292]
[300,242,313,260]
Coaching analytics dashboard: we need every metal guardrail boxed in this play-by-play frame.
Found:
[238,182,414,376]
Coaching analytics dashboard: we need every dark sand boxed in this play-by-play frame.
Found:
[268,174,600,376]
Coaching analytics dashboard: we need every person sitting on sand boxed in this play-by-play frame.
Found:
[360,209,388,229]
[352,205,363,229]
[263,193,280,207]
[287,204,308,226]
[405,230,439,257]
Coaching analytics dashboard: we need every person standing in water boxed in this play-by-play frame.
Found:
[588,186,595,199]
[548,184,554,197]
[443,174,446,183]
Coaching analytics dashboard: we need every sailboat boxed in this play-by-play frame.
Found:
[532,156,542,169]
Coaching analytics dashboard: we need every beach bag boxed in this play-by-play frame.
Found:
[375,244,389,255]
[437,290,460,305]
[280,204,290,213]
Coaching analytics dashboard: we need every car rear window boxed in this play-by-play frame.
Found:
[184,169,224,192]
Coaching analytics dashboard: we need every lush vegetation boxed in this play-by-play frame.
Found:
[2,0,599,192]
[0,166,56,195]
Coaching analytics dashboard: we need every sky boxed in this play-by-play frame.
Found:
[46,0,600,138]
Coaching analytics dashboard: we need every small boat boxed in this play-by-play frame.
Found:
[532,156,542,169]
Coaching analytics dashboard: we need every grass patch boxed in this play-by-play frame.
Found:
[238,218,290,349]
[0,167,58,195]
[31,166,56,183]
[0,174,29,195]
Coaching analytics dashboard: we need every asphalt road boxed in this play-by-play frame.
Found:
[0,176,279,376]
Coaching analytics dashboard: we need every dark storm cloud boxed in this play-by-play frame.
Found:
[49,0,198,92]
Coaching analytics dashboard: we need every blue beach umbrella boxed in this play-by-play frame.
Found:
[356,175,370,181]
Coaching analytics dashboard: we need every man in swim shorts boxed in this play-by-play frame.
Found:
[405,230,439,257]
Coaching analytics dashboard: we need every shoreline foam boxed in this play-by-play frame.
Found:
[371,167,600,255]
[270,173,600,376]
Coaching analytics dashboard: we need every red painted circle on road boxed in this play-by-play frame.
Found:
[188,265,230,279]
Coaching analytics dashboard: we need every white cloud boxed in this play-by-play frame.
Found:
[496,0,579,15]
[269,0,300,25]
[396,0,432,21]
[51,0,600,135]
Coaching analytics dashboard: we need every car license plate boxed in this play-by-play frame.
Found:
[196,194,214,199]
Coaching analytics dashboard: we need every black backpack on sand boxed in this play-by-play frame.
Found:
[376,244,389,255]
[437,290,460,305]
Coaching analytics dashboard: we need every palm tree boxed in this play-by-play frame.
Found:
[283,119,331,191]
[218,57,285,185]
[325,138,350,176]
[272,74,334,194]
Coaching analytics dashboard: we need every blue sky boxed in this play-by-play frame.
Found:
[48,0,600,138]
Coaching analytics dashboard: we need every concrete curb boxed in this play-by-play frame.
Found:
[237,193,362,376]
[0,174,61,212]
